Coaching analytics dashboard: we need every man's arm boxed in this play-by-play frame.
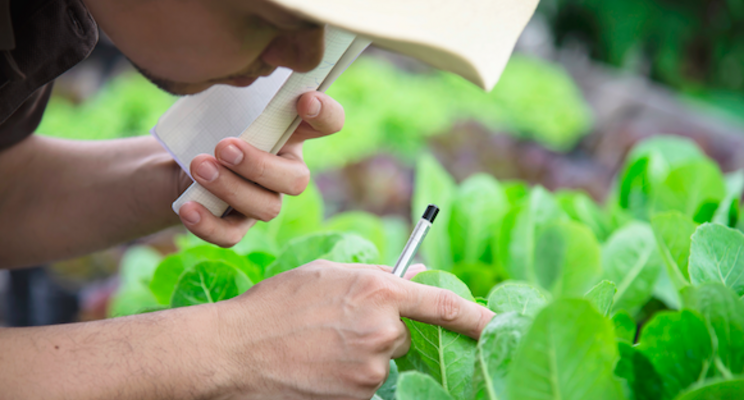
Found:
[0,133,183,268]
[0,92,342,268]
[0,262,495,400]
[0,302,229,399]
[0,133,182,268]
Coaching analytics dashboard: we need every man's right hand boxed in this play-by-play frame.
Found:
[214,260,495,400]
[0,261,493,400]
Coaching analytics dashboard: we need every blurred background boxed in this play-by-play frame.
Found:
[2,0,743,325]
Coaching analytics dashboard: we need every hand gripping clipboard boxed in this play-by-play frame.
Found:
[152,27,370,217]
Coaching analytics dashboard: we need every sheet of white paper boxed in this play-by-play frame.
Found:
[152,69,292,178]
[165,27,369,217]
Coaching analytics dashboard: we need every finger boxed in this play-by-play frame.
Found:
[190,154,283,220]
[394,280,495,340]
[335,263,426,280]
[391,320,411,359]
[290,92,344,143]
[178,201,256,247]
[214,138,309,195]
[274,92,345,163]
[274,138,304,164]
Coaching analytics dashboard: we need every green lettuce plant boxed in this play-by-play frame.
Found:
[110,135,744,399]
[392,272,743,400]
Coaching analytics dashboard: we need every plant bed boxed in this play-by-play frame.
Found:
[112,135,744,399]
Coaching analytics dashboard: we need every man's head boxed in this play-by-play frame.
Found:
[83,0,325,95]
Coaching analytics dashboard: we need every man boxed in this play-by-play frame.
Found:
[0,0,495,398]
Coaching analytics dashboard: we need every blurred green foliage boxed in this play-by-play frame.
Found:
[37,73,175,140]
[37,54,592,164]
[309,55,592,170]
[541,0,744,120]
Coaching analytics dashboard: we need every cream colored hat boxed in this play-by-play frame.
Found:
[267,0,540,91]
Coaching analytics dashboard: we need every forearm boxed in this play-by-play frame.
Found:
[0,135,186,268]
[0,304,230,400]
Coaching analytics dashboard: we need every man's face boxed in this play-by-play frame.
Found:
[85,0,325,95]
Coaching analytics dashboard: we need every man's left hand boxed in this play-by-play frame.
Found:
[175,91,343,247]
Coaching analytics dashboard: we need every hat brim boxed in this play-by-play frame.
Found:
[266,0,539,91]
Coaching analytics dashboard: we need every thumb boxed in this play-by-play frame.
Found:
[292,92,345,141]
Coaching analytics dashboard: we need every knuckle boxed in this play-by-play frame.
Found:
[197,223,218,242]
[306,259,331,268]
[302,260,322,271]
[362,276,396,302]
[318,259,339,268]
[367,363,389,387]
[436,290,461,322]
[299,259,335,275]
[213,236,232,248]
[374,324,402,348]
[199,223,241,249]
[287,167,310,196]
[212,230,241,248]
[246,153,268,182]
[223,231,244,248]
[357,361,388,388]
[255,195,282,222]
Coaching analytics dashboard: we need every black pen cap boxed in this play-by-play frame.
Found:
[422,204,439,223]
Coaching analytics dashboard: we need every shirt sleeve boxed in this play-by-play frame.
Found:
[0,82,52,150]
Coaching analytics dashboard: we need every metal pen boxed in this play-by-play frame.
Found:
[391,204,439,277]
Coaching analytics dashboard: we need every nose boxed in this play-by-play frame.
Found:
[259,26,325,73]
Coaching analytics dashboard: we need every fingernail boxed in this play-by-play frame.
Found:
[195,161,218,182]
[219,144,243,165]
[181,207,201,225]
[305,97,321,118]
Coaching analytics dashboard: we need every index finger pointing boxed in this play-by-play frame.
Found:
[393,279,495,340]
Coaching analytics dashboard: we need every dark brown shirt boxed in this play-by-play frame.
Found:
[0,0,98,150]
